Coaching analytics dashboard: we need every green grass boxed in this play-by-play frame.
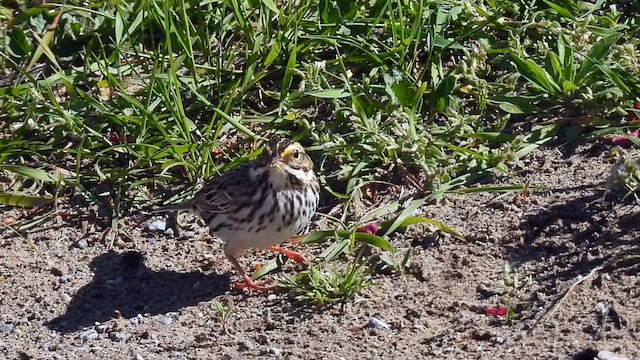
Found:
[280,248,372,305]
[1,0,640,302]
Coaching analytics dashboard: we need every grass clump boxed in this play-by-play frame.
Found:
[280,258,372,305]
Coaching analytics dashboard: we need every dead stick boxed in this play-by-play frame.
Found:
[526,265,603,335]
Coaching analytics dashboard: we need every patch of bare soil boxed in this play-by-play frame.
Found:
[1,143,639,360]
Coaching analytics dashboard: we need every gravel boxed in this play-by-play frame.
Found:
[148,220,167,232]
[78,328,99,342]
[74,239,88,249]
[0,323,14,334]
[368,316,391,331]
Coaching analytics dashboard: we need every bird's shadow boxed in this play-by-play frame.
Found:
[47,251,230,333]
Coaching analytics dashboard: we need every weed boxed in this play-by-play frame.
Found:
[210,298,234,334]
[280,249,372,305]
[378,249,412,275]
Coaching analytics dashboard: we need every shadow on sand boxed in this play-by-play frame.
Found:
[48,251,230,333]
[508,185,640,281]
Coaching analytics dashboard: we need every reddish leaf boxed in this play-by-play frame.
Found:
[356,223,380,235]
[611,131,640,147]
[485,306,508,317]
[627,102,640,121]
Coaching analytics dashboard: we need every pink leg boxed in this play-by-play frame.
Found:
[226,255,275,292]
[268,246,308,264]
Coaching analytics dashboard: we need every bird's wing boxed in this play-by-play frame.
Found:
[191,166,258,214]
[192,187,233,213]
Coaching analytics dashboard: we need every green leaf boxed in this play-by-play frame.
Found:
[181,82,257,138]
[598,65,631,95]
[281,44,298,102]
[429,75,457,112]
[383,198,427,236]
[379,216,464,240]
[546,52,563,84]
[115,8,124,45]
[575,33,621,85]
[261,0,278,13]
[511,55,561,94]
[0,165,59,182]
[433,35,467,50]
[463,132,517,143]
[251,256,284,280]
[0,193,55,207]
[558,35,575,82]
[542,0,576,20]
[353,233,393,251]
[586,25,620,37]
[8,27,33,56]
[318,238,350,262]
[359,201,402,225]
[515,124,558,158]
[456,185,547,194]
[301,230,335,244]
[307,89,350,99]
[488,96,539,114]
[263,41,281,67]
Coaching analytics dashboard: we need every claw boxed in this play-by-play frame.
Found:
[232,279,275,292]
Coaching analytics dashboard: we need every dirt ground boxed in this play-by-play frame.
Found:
[1,142,639,360]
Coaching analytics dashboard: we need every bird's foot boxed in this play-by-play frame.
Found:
[232,278,276,292]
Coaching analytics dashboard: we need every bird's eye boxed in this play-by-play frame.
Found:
[293,150,300,159]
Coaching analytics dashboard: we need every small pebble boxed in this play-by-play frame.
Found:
[60,293,72,303]
[494,337,506,345]
[156,316,172,325]
[595,302,609,317]
[267,346,281,356]
[50,267,64,277]
[135,354,145,360]
[164,228,175,237]
[0,323,14,333]
[40,341,58,351]
[78,328,99,342]
[368,317,391,331]
[171,351,183,358]
[59,274,72,284]
[181,231,195,239]
[95,324,110,333]
[74,239,88,249]
[238,340,252,351]
[267,294,277,301]
[597,350,629,360]
[148,220,167,232]
[108,331,128,342]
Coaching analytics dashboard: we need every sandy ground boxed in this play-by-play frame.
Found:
[1,143,639,360]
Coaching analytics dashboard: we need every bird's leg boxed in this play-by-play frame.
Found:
[226,255,275,292]
[267,245,308,264]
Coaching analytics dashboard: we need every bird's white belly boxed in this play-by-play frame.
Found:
[216,188,318,257]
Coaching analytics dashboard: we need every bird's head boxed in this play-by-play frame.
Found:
[264,137,315,186]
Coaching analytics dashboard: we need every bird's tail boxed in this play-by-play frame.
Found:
[152,201,193,213]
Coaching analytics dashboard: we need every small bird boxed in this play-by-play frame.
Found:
[155,137,320,291]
